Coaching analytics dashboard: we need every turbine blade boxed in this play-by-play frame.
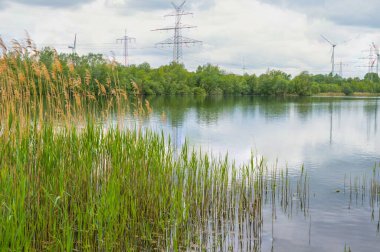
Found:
[321,35,333,46]
[337,34,359,46]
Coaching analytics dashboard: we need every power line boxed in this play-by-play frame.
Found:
[371,42,379,75]
[335,60,349,77]
[357,43,379,77]
[116,30,136,66]
[152,1,201,64]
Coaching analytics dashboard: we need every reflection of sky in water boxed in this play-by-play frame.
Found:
[147,97,379,174]
[110,96,380,251]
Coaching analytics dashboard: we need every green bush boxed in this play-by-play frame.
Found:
[192,87,207,96]
[342,84,353,96]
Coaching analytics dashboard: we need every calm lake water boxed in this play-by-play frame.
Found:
[112,96,380,251]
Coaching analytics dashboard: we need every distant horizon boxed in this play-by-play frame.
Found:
[0,0,379,78]
[10,45,378,80]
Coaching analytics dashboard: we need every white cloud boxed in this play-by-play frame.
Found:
[105,0,215,11]
[0,0,379,77]
[259,0,380,28]
[0,0,95,8]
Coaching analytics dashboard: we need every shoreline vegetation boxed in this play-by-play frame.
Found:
[0,122,311,251]
[0,37,311,251]
[39,47,380,97]
[1,37,379,99]
[0,38,378,250]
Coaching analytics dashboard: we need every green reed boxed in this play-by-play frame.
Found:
[0,37,310,251]
[0,121,310,251]
[344,162,380,233]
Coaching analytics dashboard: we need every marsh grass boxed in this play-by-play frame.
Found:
[0,123,310,251]
[0,36,152,135]
[344,162,380,233]
[0,37,310,251]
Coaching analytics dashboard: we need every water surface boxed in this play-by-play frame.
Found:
[116,96,380,251]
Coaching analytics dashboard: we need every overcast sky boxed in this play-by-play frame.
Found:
[0,0,379,77]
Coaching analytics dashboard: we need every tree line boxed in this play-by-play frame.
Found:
[40,48,380,97]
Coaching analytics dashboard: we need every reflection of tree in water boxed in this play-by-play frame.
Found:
[145,96,371,131]
[147,96,195,127]
[149,96,311,127]
[293,97,315,120]
[255,97,291,120]
[149,96,244,126]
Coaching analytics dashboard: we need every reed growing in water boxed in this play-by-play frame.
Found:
[344,162,380,234]
[0,123,311,251]
[0,37,310,251]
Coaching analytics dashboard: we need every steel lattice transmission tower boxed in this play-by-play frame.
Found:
[117,30,136,66]
[153,1,201,63]
[335,60,348,77]
[371,42,379,75]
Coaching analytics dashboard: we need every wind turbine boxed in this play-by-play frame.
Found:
[321,35,337,75]
[372,42,379,75]
[68,34,77,54]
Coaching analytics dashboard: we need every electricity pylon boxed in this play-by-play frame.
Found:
[152,1,201,63]
[116,30,136,66]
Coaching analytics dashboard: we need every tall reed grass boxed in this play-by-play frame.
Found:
[0,123,310,251]
[0,37,310,251]
[0,36,146,134]
[344,162,380,233]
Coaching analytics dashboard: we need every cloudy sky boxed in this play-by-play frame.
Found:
[0,0,379,77]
